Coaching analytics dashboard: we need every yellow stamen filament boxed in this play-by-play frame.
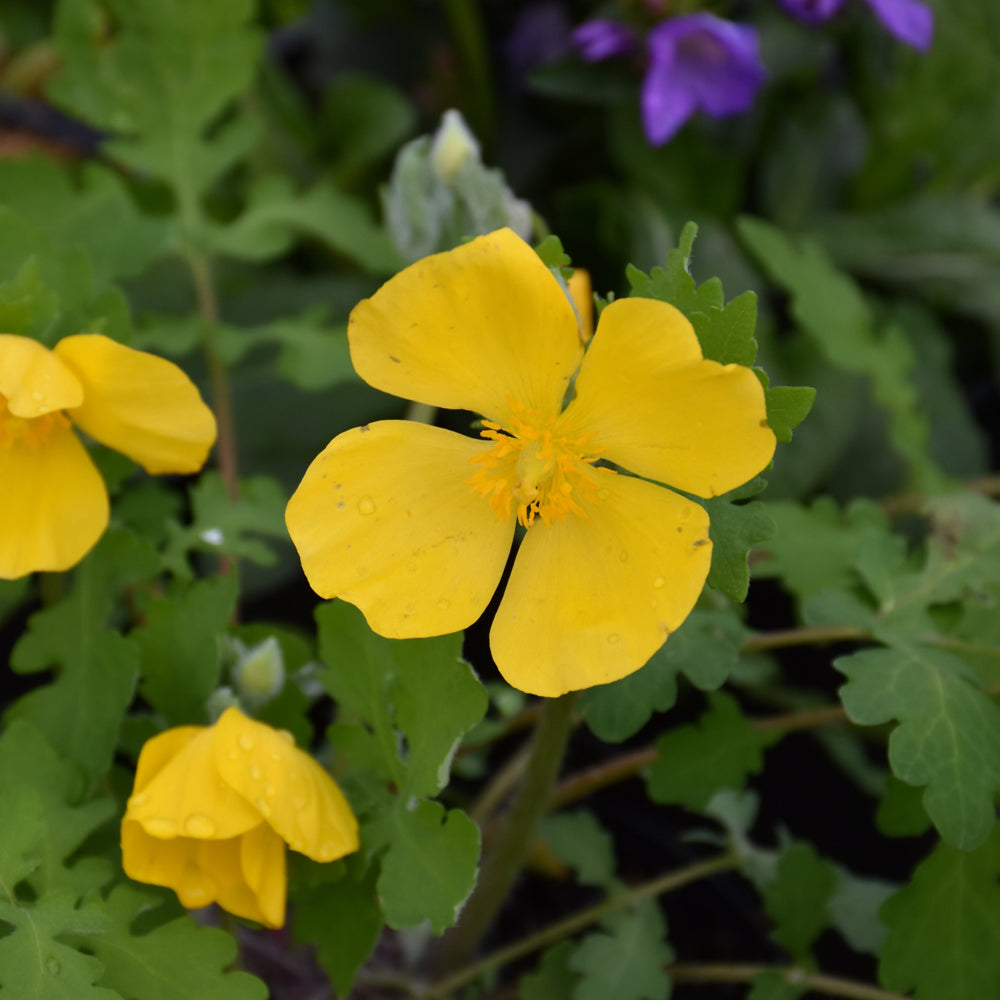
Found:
[0,392,70,450]
[467,399,613,528]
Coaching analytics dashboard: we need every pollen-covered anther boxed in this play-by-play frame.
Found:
[467,400,612,528]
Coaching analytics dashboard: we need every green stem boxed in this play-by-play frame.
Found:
[741,623,871,654]
[435,692,579,972]
[668,963,908,1000]
[440,0,495,146]
[188,250,240,502]
[422,853,739,999]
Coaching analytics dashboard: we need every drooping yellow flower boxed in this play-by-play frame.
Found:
[0,332,217,579]
[286,229,776,697]
[121,707,359,929]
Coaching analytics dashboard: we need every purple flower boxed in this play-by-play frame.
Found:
[780,0,934,51]
[572,18,638,62]
[641,14,765,146]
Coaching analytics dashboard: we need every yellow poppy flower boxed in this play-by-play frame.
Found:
[121,707,360,929]
[286,228,776,697]
[0,332,217,579]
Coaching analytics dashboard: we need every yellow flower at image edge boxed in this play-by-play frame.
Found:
[0,332,217,579]
[121,707,359,929]
[286,229,777,697]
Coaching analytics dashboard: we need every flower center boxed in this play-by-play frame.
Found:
[0,392,70,450]
[467,398,613,528]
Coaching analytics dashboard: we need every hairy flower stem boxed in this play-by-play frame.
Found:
[434,692,579,974]
[422,853,739,999]
[668,963,908,1000]
[188,250,240,503]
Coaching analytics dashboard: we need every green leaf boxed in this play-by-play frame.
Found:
[539,811,617,889]
[375,800,480,933]
[0,890,116,1000]
[162,473,289,575]
[522,941,580,1000]
[569,900,673,1000]
[79,883,267,1000]
[747,971,806,1000]
[293,863,383,998]
[8,531,158,792]
[646,692,779,810]
[209,175,401,273]
[826,868,894,957]
[702,478,776,603]
[737,216,946,492]
[760,381,816,445]
[317,601,486,797]
[50,0,262,202]
[133,575,239,725]
[835,646,1000,850]
[879,827,1000,1000]
[583,608,746,742]
[876,775,933,839]
[761,841,838,961]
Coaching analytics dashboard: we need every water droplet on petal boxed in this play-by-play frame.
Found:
[184,814,216,837]
[263,783,276,798]
[270,751,281,761]
[130,792,148,807]
[255,797,272,817]
[279,729,295,744]
[227,749,239,760]
[291,838,304,852]
[31,391,42,401]
[294,795,308,810]
[238,733,254,750]
[651,599,659,609]
[436,598,451,611]
[607,633,621,645]
[653,576,665,589]
[619,550,628,562]
[145,818,178,837]
[249,763,262,780]
[358,496,376,515]
[319,841,336,860]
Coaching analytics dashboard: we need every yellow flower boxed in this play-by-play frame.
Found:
[0,332,217,579]
[121,707,359,929]
[286,229,776,697]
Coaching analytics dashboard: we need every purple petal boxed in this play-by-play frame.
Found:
[641,14,765,143]
[572,19,638,62]
[778,0,846,24]
[861,0,934,49]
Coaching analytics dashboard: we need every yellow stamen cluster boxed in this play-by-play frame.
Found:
[0,392,70,450]
[467,399,612,527]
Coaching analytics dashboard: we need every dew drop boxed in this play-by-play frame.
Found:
[405,603,416,615]
[46,958,60,976]
[619,550,628,562]
[238,733,254,751]
[184,814,216,837]
[255,797,272,818]
[436,598,451,611]
[319,841,336,860]
[357,496,376,515]
[227,749,239,760]
[279,729,295,744]
[130,792,148,807]
[270,751,281,761]
[249,763,262,780]
[291,838,304,852]
[651,599,659,609]
[294,795,308,810]
[597,488,611,501]
[145,818,178,837]
[263,783,276,798]
[652,576,665,589]
[31,391,42,401]
[607,633,621,645]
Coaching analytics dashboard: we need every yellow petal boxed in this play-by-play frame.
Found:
[0,334,82,417]
[129,725,205,795]
[567,268,594,343]
[490,474,712,696]
[212,707,359,865]
[286,420,514,638]
[0,422,108,579]
[348,229,582,427]
[121,821,285,927]
[126,726,263,839]
[238,810,289,928]
[53,334,217,474]
[561,297,776,497]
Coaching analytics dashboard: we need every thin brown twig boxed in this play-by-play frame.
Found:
[669,962,908,1000]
